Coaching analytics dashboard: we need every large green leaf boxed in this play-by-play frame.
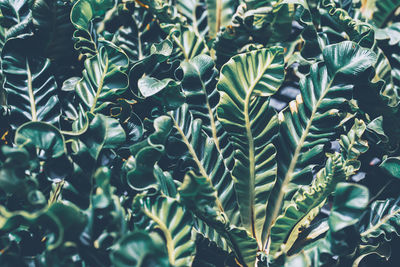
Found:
[32,0,75,63]
[176,0,208,37]
[74,43,129,113]
[167,104,239,224]
[178,54,234,168]
[178,171,258,266]
[266,41,377,242]
[280,183,370,267]
[0,0,32,36]
[216,46,284,248]
[1,34,60,129]
[269,119,369,257]
[132,194,195,267]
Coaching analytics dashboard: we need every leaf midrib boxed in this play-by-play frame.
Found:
[242,52,276,244]
[215,0,222,35]
[26,59,37,121]
[171,115,224,212]
[266,71,336,243]
[142,206,176,265]
[90,55,109,113]
[360,207,400,237]
[191,63,221,153]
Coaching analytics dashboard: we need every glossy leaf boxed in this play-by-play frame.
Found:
[2,34,60,129]
[217,46,284,247]
[110,231,170,267]
[70,0,114,56]
[74,43,129,113]
[132,194,195,267]
[266,41,377,242]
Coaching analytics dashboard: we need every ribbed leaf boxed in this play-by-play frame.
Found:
[168,24,209,62]
[269,153,346,257]
[0,0,31,35]
[167,104,239,224]
[269,119,368,256]
[216,47,284,247]
[178,54,234,168]
[132,194,195,267]
[359,197,400,244]
[176,0,208,37]
[32,0,75,63]
[178,171,258,266]
[280,183,369,267]
[110,3,165,63]
[74,43,129,113]
[1,34,60,129]
[266,41,377,241]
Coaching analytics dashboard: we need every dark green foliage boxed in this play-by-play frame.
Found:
[0,0,399,266]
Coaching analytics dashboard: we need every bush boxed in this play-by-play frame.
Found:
[0,0,399,266]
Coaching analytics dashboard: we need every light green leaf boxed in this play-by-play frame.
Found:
[217,46,284,248]
[132,194,195,267]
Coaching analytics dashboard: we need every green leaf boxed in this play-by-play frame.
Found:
[269,119,368,257]
[168,24,209,61]
[70,0,114,56]
[330,183,370,233]
[176,0,208,37]
[15,121,66,158]
[138,77,185,111]
[279,183,369,266]
[110,231,170,267]
[70,113,125,169]
[269,153,346,256]
[206,0,237,39]
[0,0,32,34]
[132,194,195,267]
[178,171,258,266]
[178,54,234,168]
[168,104,239,223]
[32,0,75,62]
[357,197,400,261]
[2,33,60,129]
[74,43,129,113]
[125,115,173,191]
[266,41,377,242]
[217,46,284,248]
[379,156,400,178]
[0,202,87,250]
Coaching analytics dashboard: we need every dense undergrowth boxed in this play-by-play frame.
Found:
[0,0,400,266]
